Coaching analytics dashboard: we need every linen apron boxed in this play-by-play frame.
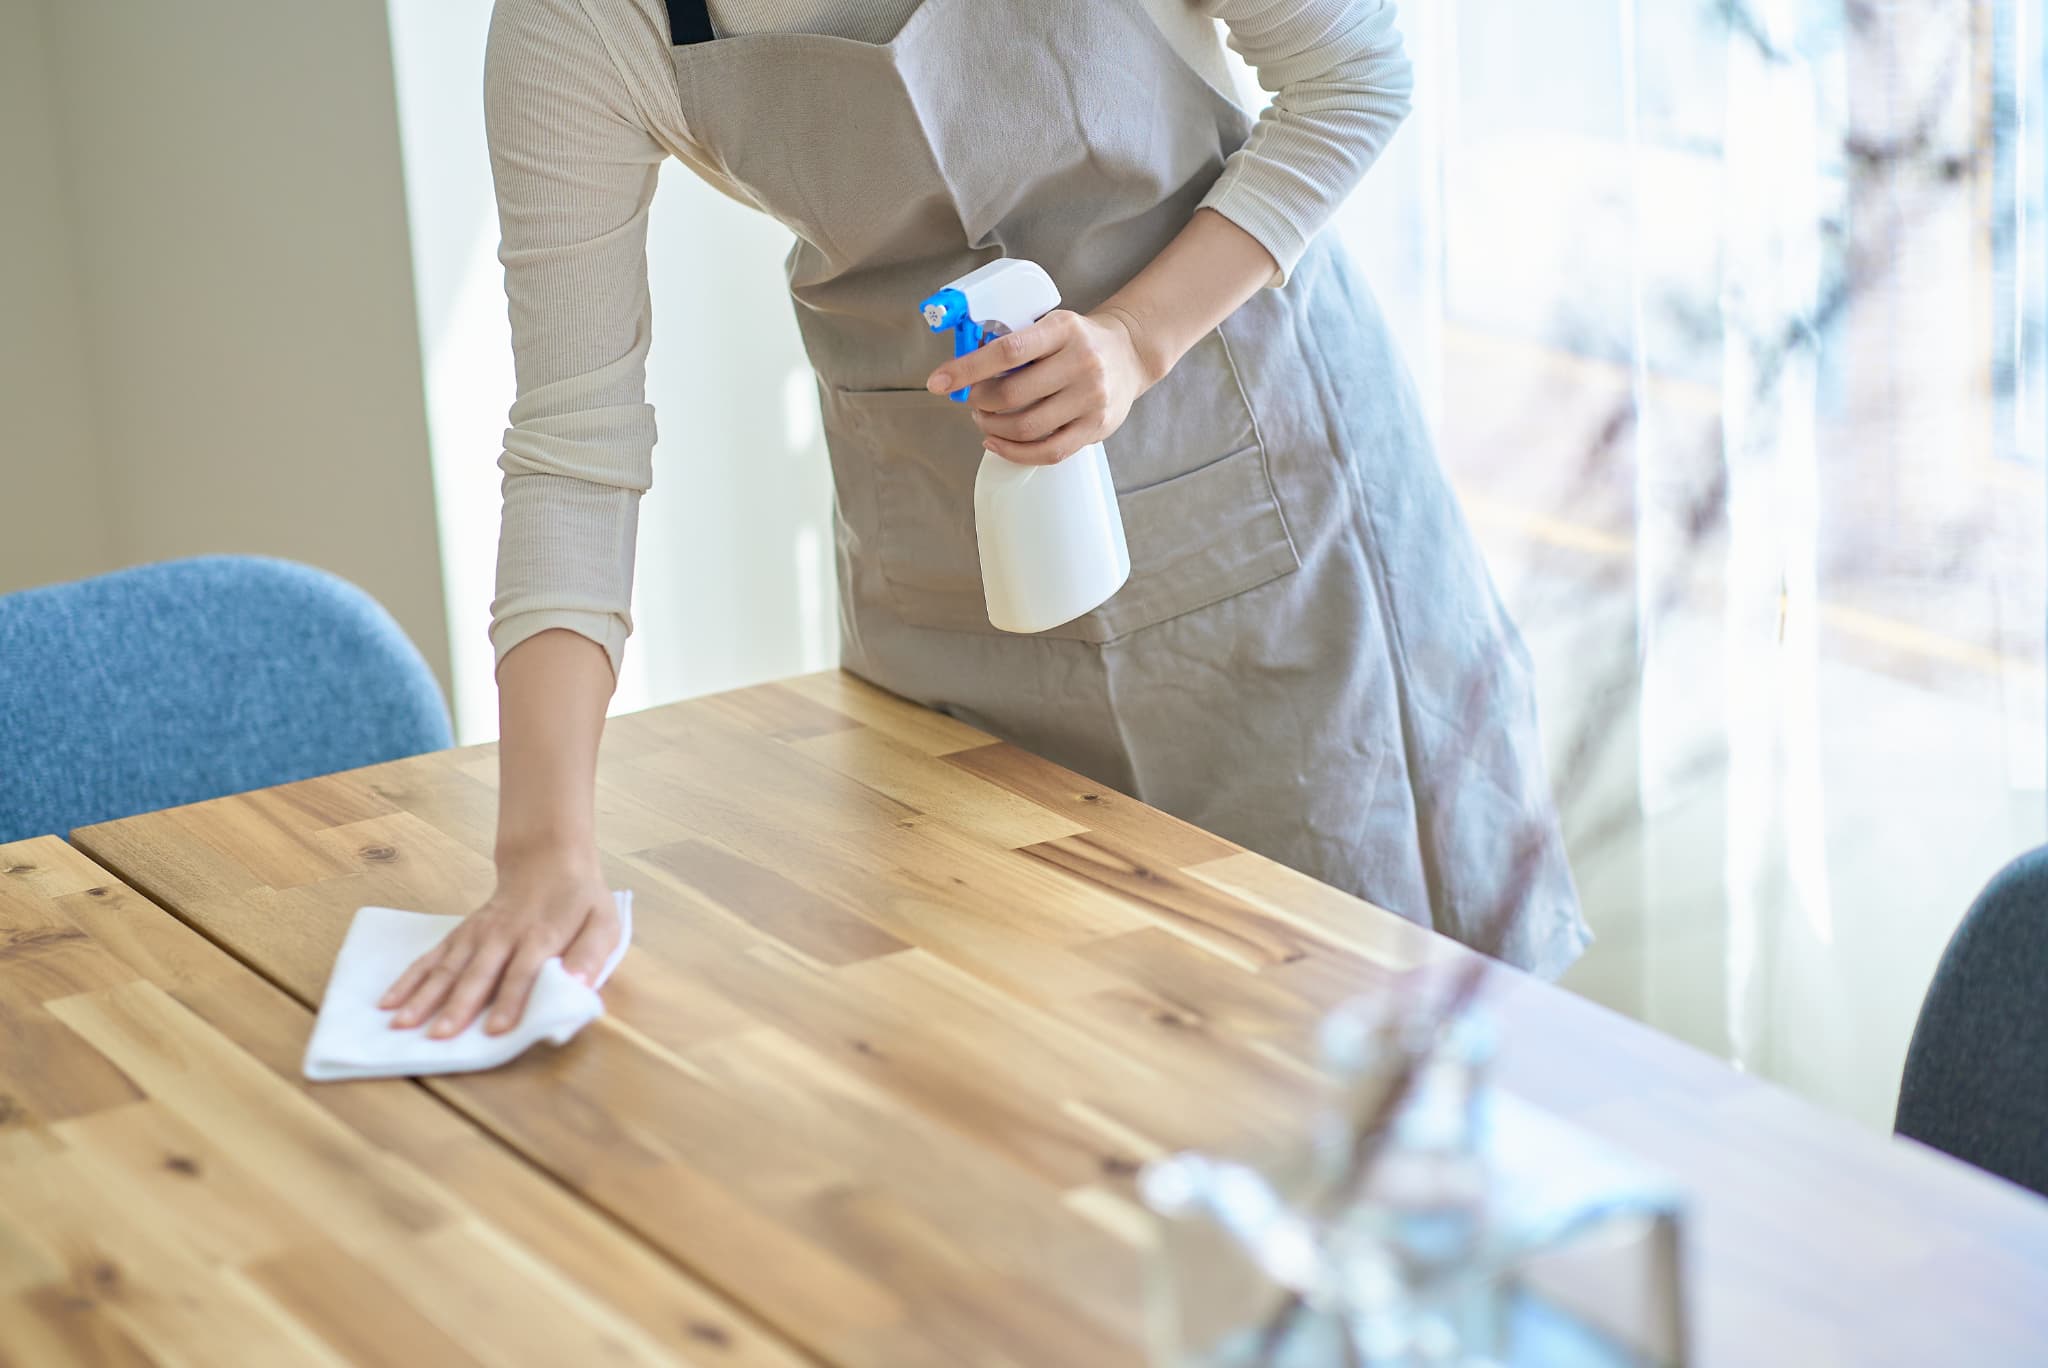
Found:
[664,0,1590,976]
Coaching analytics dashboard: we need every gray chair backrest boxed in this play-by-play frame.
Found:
[1895,845,2048,1199]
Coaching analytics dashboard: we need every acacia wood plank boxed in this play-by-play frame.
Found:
[64,668,2048,1367]
[0,837,804,1368]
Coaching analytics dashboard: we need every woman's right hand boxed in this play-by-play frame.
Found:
[379,839,622,1038]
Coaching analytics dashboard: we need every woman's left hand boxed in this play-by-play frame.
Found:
[926,308,1155,466]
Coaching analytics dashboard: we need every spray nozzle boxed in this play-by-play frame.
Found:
[918,260,1061,404]
[917,287,986,401]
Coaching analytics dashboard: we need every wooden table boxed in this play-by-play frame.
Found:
[0,836,798,1366]
[2,669,2042,1365]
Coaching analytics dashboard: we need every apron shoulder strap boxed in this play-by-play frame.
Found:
[666,0,714,44]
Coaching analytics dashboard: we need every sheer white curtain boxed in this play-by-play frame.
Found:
[1342,0,2046,1127]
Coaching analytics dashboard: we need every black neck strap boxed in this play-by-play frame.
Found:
[666,0,714,44]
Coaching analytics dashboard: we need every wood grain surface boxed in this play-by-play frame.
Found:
[0,836,803,1368]
[53,669,2048,1366]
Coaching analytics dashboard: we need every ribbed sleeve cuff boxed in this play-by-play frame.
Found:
[1199,175,1309,289]
[490,466,642,685]
[490,607,629,681]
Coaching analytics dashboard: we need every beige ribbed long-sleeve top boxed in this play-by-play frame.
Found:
[485,0,1412,676]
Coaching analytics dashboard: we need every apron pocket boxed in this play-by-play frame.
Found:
[1056,442,1300,643]
[826,385,1301,643]
[822,384,989,633]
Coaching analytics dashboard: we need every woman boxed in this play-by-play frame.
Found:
[382,0,1590,1039]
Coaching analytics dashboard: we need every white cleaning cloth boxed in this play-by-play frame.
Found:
[302,890,633,1082]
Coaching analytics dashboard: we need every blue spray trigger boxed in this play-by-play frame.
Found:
[918,286,983,402]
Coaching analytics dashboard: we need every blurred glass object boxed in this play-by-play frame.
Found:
[1142,994,1690,1367]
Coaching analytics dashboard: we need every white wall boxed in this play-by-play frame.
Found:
[0,0,109,592]
[0,0,451,693]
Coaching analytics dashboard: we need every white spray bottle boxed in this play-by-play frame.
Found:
[920,260,1131,634]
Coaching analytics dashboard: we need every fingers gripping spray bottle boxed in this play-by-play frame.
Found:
[919,260,1131,633]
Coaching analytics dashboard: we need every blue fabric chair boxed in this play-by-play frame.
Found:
[0,556,452,843]
[1895,845,2048,1199]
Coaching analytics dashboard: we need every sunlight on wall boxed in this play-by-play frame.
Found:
[386,1,834,741]
[386,1,506,743]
